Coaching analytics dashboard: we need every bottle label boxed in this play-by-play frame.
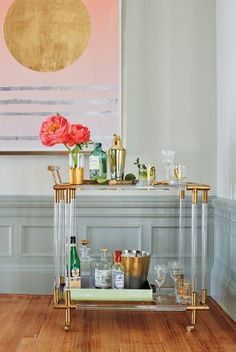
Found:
[71,268,80,278]
[89,156,100,170]
[70,277,81,288]
[70,266,81,288]
[112,270,124,289]
[95,269,112,288]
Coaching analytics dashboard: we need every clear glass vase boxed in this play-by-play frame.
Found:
[69,150,84,185]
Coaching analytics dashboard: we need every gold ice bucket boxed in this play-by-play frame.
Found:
[121,250,151,289]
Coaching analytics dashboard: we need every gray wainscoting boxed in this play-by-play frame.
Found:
[0,194,214,296]
[211,197,236,321]
[0,196,54,294]
[1,195,235,320]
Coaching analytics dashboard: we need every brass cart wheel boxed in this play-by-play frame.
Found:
[187,325,195,332]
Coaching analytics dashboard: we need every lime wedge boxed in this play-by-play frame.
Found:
[97,178,108,185]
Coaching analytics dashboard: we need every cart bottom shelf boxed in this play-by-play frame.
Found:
[75,302,187,312]
[54,290,209,332]
[74,295,188,312]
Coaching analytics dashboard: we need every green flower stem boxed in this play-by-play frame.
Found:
[65,144,82,168]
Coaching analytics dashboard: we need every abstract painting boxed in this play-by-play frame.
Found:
[0,0,122,152]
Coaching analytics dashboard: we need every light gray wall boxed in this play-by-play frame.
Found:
[214,0,236,320]
[216,0,236,199]
[0,0,217,196]
[125,0,216,189]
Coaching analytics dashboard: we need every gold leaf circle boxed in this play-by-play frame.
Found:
[4,0,91,72]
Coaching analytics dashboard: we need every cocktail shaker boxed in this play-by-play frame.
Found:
[108,134,126,180]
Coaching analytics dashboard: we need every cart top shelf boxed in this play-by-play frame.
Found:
[53,182,210,192]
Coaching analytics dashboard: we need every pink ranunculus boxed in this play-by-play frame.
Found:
[65,124,90,147]
[39,115,70,146]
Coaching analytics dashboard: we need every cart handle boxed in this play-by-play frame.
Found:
[48,165,62,185]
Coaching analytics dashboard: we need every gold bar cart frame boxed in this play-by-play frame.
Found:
[52,181,210,332]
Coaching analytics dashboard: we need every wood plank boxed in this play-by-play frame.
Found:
[0,295,235,352]
[0,295,51,352]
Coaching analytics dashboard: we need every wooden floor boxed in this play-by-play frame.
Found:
[0,295,235,352]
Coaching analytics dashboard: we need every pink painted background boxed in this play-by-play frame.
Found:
[0,0,121,151]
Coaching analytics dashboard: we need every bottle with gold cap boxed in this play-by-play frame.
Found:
[108,134,126,180]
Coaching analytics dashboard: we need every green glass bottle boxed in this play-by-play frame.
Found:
[70,236,81,288]
[89,143,107,180]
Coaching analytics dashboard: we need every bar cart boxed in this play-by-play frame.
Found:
[50,168,210,332]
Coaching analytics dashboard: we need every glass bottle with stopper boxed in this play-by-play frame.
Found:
[79,239,94,288]
[95,247,112,288]
[108,134,126,180]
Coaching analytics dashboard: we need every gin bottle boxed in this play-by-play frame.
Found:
[89,143,107,180]
[95,247,112,288]
[112,250,125,289]
[79,239,94,288]
[70,236,81,288]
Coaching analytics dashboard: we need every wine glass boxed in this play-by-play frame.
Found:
[161,150,175,181]
[168,260,183,296]
[154,264,167,302]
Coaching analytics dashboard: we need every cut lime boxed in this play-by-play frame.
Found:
[97,177,108,185]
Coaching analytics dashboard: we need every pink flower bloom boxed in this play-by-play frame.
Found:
[65,124,90,147]
[39,115,70,146]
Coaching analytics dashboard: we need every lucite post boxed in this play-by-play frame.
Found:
[58,191,65,284]
[64,190,71,289]
[191,190,198,293]
[201,191,208,302]
[54,191,60,289]
[179,190,185,272]
[70,190,76,243]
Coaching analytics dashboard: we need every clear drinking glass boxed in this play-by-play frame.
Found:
[176,279,192,304]
[154,264,167,302]
[138,164,147,186]
[161,150,175,181]
[182,281,192,304]
[168,260,183,296]
[171,164,187,184]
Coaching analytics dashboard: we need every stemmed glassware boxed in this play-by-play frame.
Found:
[168,260,183,296]
[161,150,175,181]
[154,264,167,302]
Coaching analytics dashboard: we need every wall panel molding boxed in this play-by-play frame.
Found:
[0,225,13,256]
[19,225,53,257]
[2,194,235,322]
[85,224,143,255]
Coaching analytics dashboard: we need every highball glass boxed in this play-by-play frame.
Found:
[161,150,175,181]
